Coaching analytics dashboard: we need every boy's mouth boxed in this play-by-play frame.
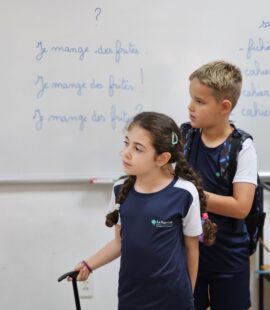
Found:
[189,114,196,121]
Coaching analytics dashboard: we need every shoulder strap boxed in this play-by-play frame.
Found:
[180,122,198,160]
[225,126,253,185]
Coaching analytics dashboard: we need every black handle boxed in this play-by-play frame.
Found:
[58,270,79,282]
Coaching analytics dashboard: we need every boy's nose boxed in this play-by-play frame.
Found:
[188,100,195,111]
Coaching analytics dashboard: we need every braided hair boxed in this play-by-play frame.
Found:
[105,111,217,246]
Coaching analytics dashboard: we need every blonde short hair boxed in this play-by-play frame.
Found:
[189,61,242,109]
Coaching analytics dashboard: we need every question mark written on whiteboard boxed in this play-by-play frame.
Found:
[95,8,102,21]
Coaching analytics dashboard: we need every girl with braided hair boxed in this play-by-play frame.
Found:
[72,111,217,310]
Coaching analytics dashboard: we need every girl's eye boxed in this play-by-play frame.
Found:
[135,146,143,152]
[123,140,128,146]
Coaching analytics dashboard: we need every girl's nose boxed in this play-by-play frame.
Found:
[122,147,131,159]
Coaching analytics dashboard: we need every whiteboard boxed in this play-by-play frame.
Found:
[1,0,270,182]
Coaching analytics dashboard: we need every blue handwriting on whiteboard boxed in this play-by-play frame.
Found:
[108,75,134,97]
[35,75,49,98]
[33,109,44,130]
[35,75,87,97]
[111,104,143,130]
[91,110,106,122]
[246,38,270,59]
[48,113,88,130]
[94,45,113,55]
[33,105,144,131]
[35,42,89,60]
[36,40,139,62]
[90,79,104,89]
[94,40,139,63]
[32,109,108,130]
[35,75,137,98]
[259,20,270,29]
[244,61,270,76]
[115,40,139,63]
[50,46,89,60]
[241,102,270,117]
[242,83,270,97]
[50,81,87,96]
[36,42,47,60]
[111,105,130,130]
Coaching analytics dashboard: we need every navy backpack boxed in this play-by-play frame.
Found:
[180,122,266,255]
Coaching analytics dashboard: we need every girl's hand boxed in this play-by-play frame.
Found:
[68,262,90,282]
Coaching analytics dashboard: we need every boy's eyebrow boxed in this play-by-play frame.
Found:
[194,95,205,102]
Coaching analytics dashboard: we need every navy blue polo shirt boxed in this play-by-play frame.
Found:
[109,177,202,310]
[188,132,250,273]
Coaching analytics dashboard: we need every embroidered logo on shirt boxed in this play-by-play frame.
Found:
[151,219,173,228]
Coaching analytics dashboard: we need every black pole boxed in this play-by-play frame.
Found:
[72,278,81,310]
[259,239,264,310]
[58,270,81,310]
[259,184,265,310]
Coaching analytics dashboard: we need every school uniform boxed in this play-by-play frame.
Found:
[185,129,257,310]
[108,177,202,310]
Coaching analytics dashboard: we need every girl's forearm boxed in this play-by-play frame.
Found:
[84,238,121,271]
[184,236,199,292]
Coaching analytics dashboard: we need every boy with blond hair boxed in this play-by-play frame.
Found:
[180,61,257,310]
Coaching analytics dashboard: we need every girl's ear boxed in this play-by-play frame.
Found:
[156,152,171,166]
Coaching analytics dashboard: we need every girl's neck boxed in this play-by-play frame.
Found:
[134,167,174,194]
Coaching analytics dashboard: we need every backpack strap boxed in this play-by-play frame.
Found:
[180,122,198,160]
[180,123,253,188]
[224,126,253,186]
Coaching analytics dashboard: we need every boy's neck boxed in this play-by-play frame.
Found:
[201,122,234,148]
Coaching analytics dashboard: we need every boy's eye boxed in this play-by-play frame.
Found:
[196,100,203,105]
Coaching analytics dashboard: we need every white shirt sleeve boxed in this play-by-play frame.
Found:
[233,138,257,185]
[107,188,116,212]
[107,179,125,225]
[182,186,203,236]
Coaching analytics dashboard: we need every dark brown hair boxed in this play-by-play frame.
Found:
[106,111,217,246]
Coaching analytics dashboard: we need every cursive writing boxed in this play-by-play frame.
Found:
[241,102,270,117]
[242,83,270,97]
[246,38,270,59]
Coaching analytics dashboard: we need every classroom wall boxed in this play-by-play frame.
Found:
[0,184,269,310]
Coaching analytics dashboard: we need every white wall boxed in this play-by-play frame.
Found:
[0,183,269,310]
[0,183,118,310]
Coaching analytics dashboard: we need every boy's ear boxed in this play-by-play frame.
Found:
[221,99,232,114]
[156,152,171,166]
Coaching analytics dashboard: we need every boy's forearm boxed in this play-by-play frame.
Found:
[206,191,239,217]
[205,182,256,219]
